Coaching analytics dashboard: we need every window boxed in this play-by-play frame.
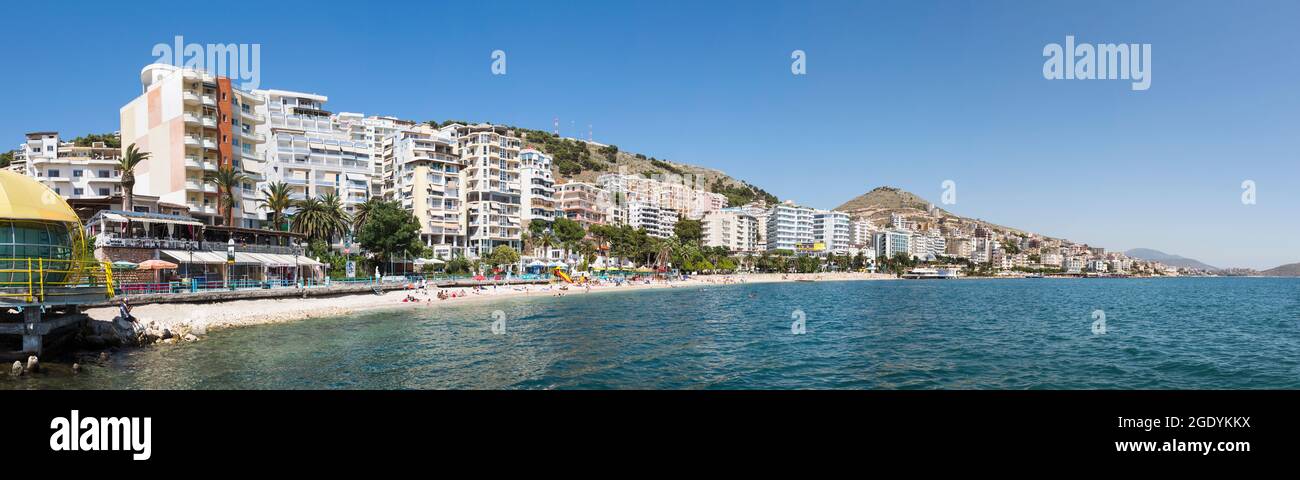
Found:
[73,188,84,195]
[98,188,110,196]
[98,170,110,178]
[73,170,83,177]
[134,206,150,213]
[47,169,60,177]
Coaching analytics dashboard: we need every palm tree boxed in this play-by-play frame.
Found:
[291,194,350,243]
[350,197,383,233]
[117,144,150,211]
[318,192,350,243]
[258,181,293,231]
[290,197,326,240]
[539,231,558,259]
[205,165,251,227]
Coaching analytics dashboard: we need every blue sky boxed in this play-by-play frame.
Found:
[3,0,1297,269]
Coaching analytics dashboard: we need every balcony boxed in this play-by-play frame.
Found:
[184,156,202,169]
[183,113,200,124]
[203,161,218,171]
[184,136,200,147]
[239,110,265,123]
[185,180,203,191]
[202,139,218,150]
[284,177,309,185]
[203,183,218,193]
[97,236,201,251]
[201,95,216,106]
[201,116,218,128]
[239,130,265,143]
[183,91,200,104]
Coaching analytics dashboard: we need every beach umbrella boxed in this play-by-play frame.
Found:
[138,259,179,270]
[111,261,139,271]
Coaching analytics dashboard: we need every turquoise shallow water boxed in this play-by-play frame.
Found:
[5,277,1300,389]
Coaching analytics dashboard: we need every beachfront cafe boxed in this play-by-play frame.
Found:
[86,210,325,287]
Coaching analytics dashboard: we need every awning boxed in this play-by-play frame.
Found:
[162,250,324,267]
[161,250,226,265]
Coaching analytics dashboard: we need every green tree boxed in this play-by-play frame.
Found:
[258,181,293,231]
[356,200,422,268]
[673,217,703,244]
[486,245,521,270]
[204,165,250,227]
[351,197,384,233]
[118,144,150,212]
[552,216,586,259]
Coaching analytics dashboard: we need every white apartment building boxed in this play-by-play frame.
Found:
[875,230,912,258]
[812,210,851,254]
[738,202,771,247]
[337,113,415,199]
[256,90,373,215]
[21,132,123,200]
[766,202,815,252]
[627,201,672,238]
[850,219,877,248]
[443,124,523,256]
[556,182,611,230]
[596,172,725,223]
[701,209,760,253]
[910,230,946,259]
[519,148,557,225]
[381,125,464,257]
[692,191,727,219]
[120,64,267,224]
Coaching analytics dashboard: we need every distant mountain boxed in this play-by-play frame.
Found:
[1124,248,1218,271]
[1260,262,1300,277]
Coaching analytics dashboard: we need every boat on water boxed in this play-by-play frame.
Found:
[1025,273,1044,278]
[902,266,962,279]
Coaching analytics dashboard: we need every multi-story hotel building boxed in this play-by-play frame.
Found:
[874,229,912,258]
[256,90,373,214]
[850,219,877,248]
[556,182,610,230]
[381,124,464,257]
[519,148,557,226]
[596,172,725,222]
[766,202,815,252]
[701,208,760,254]
[120,64,267,225]
[627,202,672,238]
[812,210,851,254]
[443,124,523,256]
[337,113,415,200]
[20,132,123,200]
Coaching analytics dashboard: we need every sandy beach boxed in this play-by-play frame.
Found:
[81,272,895,341]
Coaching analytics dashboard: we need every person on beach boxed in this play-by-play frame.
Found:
[119,298,135,323]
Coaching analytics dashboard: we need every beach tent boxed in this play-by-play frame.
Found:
[525,260,547,274]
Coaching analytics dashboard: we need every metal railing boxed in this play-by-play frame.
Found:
[0,257,115,303]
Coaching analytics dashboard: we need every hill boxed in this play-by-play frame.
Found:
[1124,248,1218,271]
[833,186,1035,238]
[1260,262,1300,276]
[426,120,777,207]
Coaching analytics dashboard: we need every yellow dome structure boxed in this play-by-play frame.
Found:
[0,169,80,223]
[0,170,87,288]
